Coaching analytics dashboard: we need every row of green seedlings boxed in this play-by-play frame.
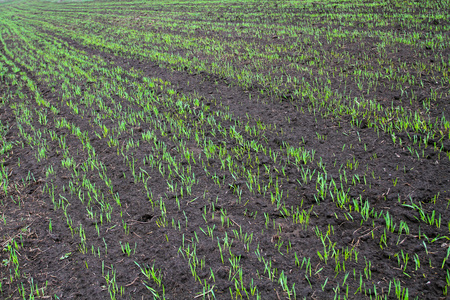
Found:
[0,54,208,298]
[312,224,415,299]
[37,132,138,300]
[1,235,48,298]
[199,199,374,299]
[177,232,262,299]
[13,34,412,298]
[0,5,442,300]
[6,13,446,268]
[352,205,450,295]
[4,7,450,164]
[263,194,442,283]
[2,19,386,230]
[4,5,450,300]
[9,14,450,298]
[0,119,15,198]
[22,0,450,53]
[21,9,450,157]
[0,29,203,211]
[174,196,312,299]
[8,92,136,300]
[101,263,125,300]
[135,262,166,299]
[285,199,449,297]
[29,2,448,107]
[58,64,314,215]
[37,73,225,299]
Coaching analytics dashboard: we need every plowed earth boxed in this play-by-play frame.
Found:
[1,0,450,299]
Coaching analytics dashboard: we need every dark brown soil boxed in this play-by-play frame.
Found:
[1,0,450,299]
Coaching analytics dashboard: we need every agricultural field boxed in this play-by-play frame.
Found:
[0,0,449,298]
